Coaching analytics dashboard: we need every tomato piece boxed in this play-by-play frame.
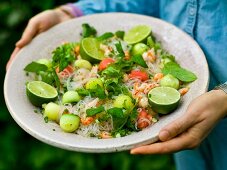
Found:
[56,65,74,79]
[128,70,149,81]
[98,58,115,71]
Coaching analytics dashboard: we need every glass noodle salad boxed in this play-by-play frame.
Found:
[24,24,197,138]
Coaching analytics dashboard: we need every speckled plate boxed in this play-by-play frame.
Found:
[4,13,209,153]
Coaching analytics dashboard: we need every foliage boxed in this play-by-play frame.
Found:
[0,1,175,169]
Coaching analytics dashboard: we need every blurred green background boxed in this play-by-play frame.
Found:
[0,1,175,170]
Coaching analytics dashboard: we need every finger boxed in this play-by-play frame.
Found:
[16,20,39,48]
[131,133,193,154]
[158,110,197,141]
[6,47,21,70]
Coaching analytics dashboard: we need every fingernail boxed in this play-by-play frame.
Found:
[159,130,170,141]
[130,150,137,154]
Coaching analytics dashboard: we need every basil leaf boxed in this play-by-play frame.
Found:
[115,30,125,39]
[86,106,105,117]
[162,62,197,82]
[81,23,97,38]
[131,54,148,68]
[97,32,114,41]
[115,41,125,58]
[24,62,48,73]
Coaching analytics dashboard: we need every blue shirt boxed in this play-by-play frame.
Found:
[74,0,227,89]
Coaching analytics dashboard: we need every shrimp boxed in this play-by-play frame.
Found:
[179,87,189,96]
[100,131,112,139]
[81,117,94,125]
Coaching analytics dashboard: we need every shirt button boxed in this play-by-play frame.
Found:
[189,8,195,15]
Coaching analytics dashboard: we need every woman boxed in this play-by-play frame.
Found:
[7,1,227,169]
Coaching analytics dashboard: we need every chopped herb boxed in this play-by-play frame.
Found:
[86,106,105,117]
[53,129,56,131]
[34,109,38,113]
[52,43,76,71]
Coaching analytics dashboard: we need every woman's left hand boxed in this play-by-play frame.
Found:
[131,90,227,154]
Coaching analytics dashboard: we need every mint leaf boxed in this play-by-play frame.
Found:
[82,23,97,38]
[24,62,48,73]
[162,62,197,82]
[86,106,105,116]
[97,32,114,41]
[131,54,148,68]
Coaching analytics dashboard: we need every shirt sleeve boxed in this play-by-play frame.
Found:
[69,0,159,17]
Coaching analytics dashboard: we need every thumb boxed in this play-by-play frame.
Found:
[159,111,195,141]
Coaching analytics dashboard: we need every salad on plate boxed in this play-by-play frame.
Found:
[24,24,197,139]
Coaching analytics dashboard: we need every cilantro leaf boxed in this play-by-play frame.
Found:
[86,106,105,116]
[24,62,48,73]
[162,62,197,82]
[97,32,114,41]
[131,54,148,68]
[52,43,76,71]
[101,66,120,78]
[82,23,97,38]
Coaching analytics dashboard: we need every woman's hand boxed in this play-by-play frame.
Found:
[7,8,74,70]
[131,89,227,154]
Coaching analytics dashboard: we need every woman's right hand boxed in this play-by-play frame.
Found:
[7,8,74,70]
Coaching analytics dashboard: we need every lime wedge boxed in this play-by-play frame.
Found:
[80,37,105,63]
[124,25,151,45]
[26,81,58,106]
[148,87,181,114]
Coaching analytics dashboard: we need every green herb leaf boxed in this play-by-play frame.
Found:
[52,43,76,71]
[162,62,197,82]
[147,36,155,48]
[24,62,48,73]
[115,41,125,58]
[107,107,124,118]
[126,108,139,131]
[76,88,90,96]
[115,31,125,39]
[52,69,61,91]
[89,85,106,99]
[131,54,148,68]
[86,106,105,117]
[101,66,120,77]
[82,23,97,38]
[97,32,114,41]
[107,107,128,130]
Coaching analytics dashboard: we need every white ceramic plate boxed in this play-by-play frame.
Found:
[4,13,209,153]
